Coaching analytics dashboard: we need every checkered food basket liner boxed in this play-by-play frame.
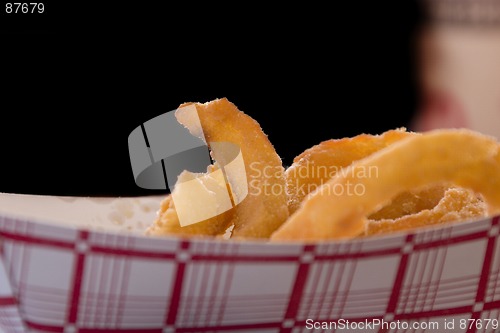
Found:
[1,193,500,333]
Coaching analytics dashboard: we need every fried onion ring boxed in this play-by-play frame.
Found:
[286,128,416,214]
[286,129,453,222]
[367,187,487,235]
[145,165,236,237]
[271,129,500,241]
[368,185,447,221]
[147,98,289,238]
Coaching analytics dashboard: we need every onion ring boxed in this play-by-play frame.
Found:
[367,187,487,235]
[271,129,500,241]
[147,98,289,238]
[286,128,416,214]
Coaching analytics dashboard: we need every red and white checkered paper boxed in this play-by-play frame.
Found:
[1,200,500,332]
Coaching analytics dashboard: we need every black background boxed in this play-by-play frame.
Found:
[1,2,424,197]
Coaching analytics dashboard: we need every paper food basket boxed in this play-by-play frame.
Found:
[0,193,499,333]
